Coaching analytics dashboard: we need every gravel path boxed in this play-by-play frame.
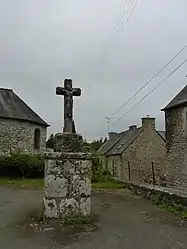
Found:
[0,186,187,249]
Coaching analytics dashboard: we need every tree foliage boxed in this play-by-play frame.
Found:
[46,133,107,152]
[83,137,107,152]
[46,134,55,149]
[0,153,44,178]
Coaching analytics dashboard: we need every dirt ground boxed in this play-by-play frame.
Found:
[1,186,187,249]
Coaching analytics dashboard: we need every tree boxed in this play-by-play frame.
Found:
[104,137,107,143]
[84,137,106,152]
[46,134,55,149]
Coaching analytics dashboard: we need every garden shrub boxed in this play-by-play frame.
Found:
[91,155,111,183]
[0,152,111,182]
[0,153,44,178]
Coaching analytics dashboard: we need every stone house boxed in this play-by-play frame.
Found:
[162,85,187,191]
[98,117,166,184]
[0,88,50,155]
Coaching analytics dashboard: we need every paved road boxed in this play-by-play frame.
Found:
[0,186,187,249]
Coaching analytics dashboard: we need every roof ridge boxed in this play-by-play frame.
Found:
[0,88,13,91]
[162,85,187,111]
[156,130,166,141]
[106,127,142,156]
[0,88,50,127]
[13,92,50,126]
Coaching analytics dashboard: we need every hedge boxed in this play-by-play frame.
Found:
[0,153,44,178]
[91,155,111,183]
[0,153,110,181]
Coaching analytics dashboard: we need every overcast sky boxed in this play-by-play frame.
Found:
[0,0,187,140]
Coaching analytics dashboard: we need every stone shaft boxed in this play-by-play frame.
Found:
[43,152,92,219]
[56,79,81,133]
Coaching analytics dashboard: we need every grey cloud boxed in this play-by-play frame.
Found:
[0,0,187,140]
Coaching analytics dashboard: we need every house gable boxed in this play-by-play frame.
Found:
[97,131,125,155]
[120,128,166,182]
[106,128,142,156]
[162,85,187,111]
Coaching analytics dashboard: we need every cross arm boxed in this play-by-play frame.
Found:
[56,87,66,95]
[73,88,81,96]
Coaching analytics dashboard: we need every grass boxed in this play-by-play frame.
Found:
[59,213,99,226]
[152,194,187,219]
[0,177,124,190]
[0,177,44,188]
[92,180,124,189]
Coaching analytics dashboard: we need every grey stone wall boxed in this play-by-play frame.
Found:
[165,107,187,191]
[107,154,122,178]
[106,129,166,185]
[122,180,187,210]
[43,152,92,219]
[121,129,166,184]
[0,118,47,155]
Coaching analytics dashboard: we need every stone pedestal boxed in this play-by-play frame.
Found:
[54,133,83,153]
[43,152,92,219]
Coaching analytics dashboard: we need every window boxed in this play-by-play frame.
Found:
[112,159,117,176]
[34,128,41,150]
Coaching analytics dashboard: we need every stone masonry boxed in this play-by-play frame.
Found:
[43,79,92,219]
[162,85,187,191]
[0,88,49,155]
[104,117,166,185]
[43,152,91,218]
[0,118,47,155]
[164,107,187,191]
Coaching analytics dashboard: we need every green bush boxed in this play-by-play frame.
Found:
[0,153,44,178]
[91,155,111,183]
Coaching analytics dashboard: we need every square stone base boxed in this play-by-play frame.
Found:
[54,133,83,152]
[43,152,92,219]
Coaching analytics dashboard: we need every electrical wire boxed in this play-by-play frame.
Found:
[105,0,138,52]
[111,44,187,117]
[112,57,187,125]
[100,0,141,63]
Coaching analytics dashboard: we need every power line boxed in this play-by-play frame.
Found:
[109,0,133,43]
[105,0,138,53]
[110,0,140,51]
[111,44,187,117]
[100,0,141,63]
[112,57,187,125]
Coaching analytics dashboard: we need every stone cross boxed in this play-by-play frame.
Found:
[56,79,81,133]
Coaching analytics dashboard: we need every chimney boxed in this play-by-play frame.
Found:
[141,116,155,130]
[108,132,118,140]
[129,125,137,130]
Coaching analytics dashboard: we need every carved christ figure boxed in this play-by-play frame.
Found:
[56,79,81,133]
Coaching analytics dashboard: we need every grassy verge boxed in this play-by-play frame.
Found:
[59,213,99,226]
[92,179,124,190]
[0,177,124,190]
[152,194,187,219]
[0,178,44,188]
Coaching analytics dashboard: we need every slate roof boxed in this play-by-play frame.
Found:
[162,85,187,111]
[0,88,50,127]
[106,128,142,156]
[157,131,166,141]
[98,128,166,156]
[97,131,124,155]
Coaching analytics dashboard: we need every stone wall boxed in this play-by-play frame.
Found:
[106,154,122,178]
[122,180,187,209]
[106,128,166,185]
[43,152,92,219]
[121,129,166,184]
[165,107,187,191]
[0,118,47,155]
